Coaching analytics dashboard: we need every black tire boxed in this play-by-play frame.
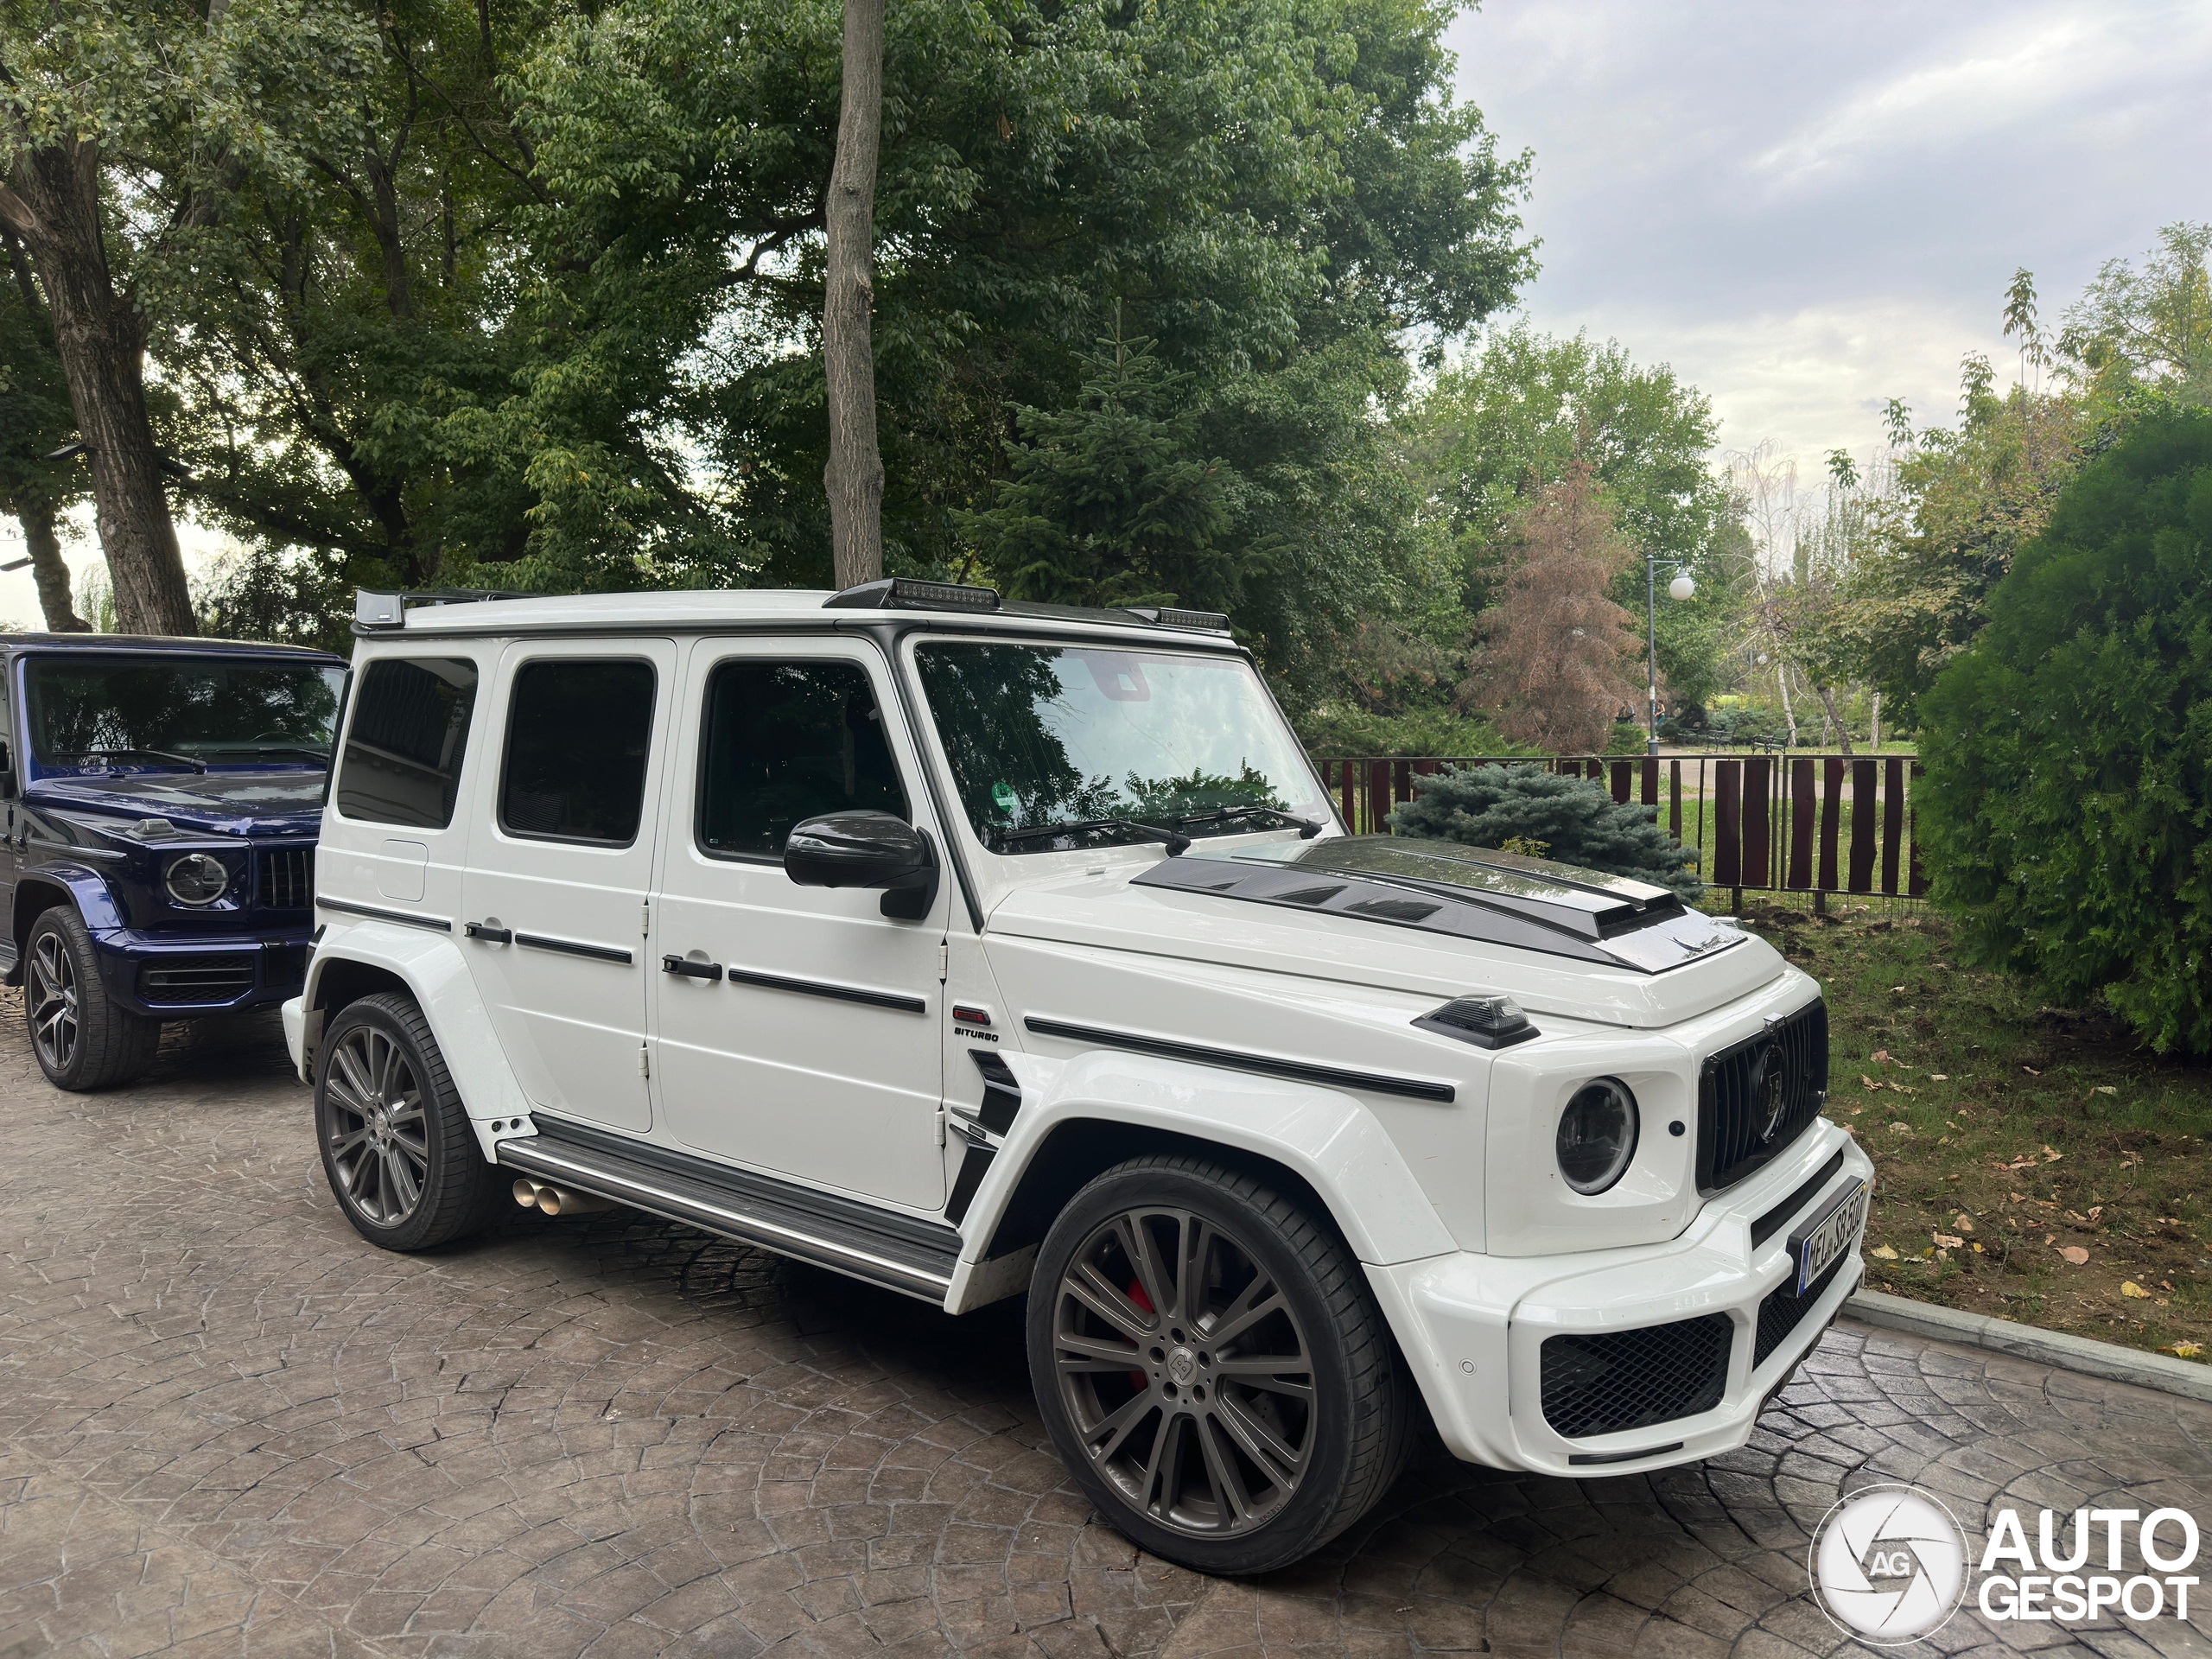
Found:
[315,991,496,1250]
[24,906,160,1091]
[1027,1154,1413,1575]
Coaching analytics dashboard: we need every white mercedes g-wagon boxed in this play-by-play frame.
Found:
[289,579,1871,1574]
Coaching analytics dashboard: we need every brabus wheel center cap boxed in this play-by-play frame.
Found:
[1166,1346,1198,1386]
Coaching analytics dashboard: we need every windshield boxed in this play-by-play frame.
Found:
[25,656,345,770]
[913,641,1329,854]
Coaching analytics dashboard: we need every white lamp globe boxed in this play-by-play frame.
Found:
[1668,574,1696,601]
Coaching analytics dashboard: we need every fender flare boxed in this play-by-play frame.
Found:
[14,864,126,937]
[304,922,531,1124]
[944,1046,1459,1312]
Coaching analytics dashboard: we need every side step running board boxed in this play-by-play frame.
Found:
[498,1115,963,1305]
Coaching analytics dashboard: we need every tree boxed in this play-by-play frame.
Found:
[0,226,90,629]
[2060,222,2212,401]
[0,0,377,634]
[962,319,1230,607]
[1456,461,1642,753]
[822,0,885,589]
[1917,410,2212,1053]
[1389,762,1699,896]
[1412,324,1736,710]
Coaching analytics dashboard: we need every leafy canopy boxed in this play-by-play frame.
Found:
[1917,410,2212,1053]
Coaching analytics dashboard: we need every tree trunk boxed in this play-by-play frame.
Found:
[15,502,90,632]
[1775,660,1798,746]
[821,0,885,591]
[1814,682,1853,756]
[1869,689,1882,751]
[0,143,197,636]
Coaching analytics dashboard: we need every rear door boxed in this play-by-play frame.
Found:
[460,640,676,1134]
[648,639,947,1209]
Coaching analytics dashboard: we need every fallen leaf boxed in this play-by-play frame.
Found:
[1930,1073,1949,1081]
[1933,1232,1964,1249]
[2092,1084,2117,1096]
[1888,1082,1916,1094]
[2086,1205,2103,1223]
[1872,1049,1891,1065]
[2024,1065,2043,1076]
[1892,985,1908,994]
[2042,1146,2063,1161]
[1955,1214,1974,1231]
[1972,1243,1985,1254]
[2009,1192,2026,1203]
[1889,1122,1912,1135]
[2160,1341,2204,1360]
[1871,1244,1900,1260]
[2044,1234,2056,1245]
[1859,1074,1883,1091]
[2060,1246,2089,1265]
[2121,1281,2151,1299]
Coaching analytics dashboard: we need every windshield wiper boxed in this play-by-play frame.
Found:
[239,746,332,765]
[992,817,1192,856]
[1172,804,1324,839]
[71,747,207,775]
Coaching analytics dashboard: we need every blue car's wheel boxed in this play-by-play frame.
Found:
[24,906,159,1091]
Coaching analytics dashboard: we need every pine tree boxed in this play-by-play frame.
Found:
[962,315,1231,609]
[1456,460,1643,753]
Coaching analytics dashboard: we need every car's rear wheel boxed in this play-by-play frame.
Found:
[24,906,160,1091]
[316,992,496,1250]
[1027,1154,1413,1575]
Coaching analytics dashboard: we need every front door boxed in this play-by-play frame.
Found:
[460,639,677,1133]
[650,640,947,1210]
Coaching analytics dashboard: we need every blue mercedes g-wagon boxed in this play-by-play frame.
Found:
[3,633,346,1089]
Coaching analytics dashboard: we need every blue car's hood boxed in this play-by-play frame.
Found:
[27,770,326,836]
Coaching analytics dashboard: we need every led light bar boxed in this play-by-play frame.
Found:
[823,578,1002,613]
[1127,606,1232,633]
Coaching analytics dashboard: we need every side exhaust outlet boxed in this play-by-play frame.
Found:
[511,1177,615,1217]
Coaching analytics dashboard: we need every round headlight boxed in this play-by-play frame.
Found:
[165,853,231,906]
[1557,1077,1639,1194]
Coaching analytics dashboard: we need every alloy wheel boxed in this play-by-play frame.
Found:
[323,1025,430,1225]
[1052,1206,1316,1537]
[29,931,78,1072]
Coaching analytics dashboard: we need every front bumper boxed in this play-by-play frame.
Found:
[91,925,314,1017]
[1371,1122,1872,1476]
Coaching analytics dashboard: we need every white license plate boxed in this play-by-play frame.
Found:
[1791,1179,1870,1295]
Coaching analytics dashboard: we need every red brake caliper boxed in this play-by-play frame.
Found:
[1127,1281,1154,1389]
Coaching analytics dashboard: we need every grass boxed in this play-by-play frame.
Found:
[1728,897,2212,1362]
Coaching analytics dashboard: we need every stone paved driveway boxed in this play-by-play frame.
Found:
[1,1001,2208,1659]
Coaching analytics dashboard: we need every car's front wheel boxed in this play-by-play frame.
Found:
[1027,1154,1414,1575]
[24,906,160,1091]
[315,992,496,1250]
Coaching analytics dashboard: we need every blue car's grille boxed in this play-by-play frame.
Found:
[258,847,314,910]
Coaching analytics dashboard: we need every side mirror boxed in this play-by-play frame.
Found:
[0,738,15,785]
[785,810,940,920]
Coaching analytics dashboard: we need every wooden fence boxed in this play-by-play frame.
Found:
[1314,753,1927,903]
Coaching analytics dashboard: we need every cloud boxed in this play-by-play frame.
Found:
[1446,0,2211,467]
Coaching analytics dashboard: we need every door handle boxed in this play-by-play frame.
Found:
[464,922,513,944]
[662,955,723,982]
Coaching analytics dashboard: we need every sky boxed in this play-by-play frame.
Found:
[1445,0,2212,470]
[6,2,2209,625]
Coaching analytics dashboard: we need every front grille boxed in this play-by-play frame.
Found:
[1541,1314,1733,1440]
[259,847,315,910]
[1698,1000,1828,1194]
[139,953,257,1004]
[1755,1252,1847,1369]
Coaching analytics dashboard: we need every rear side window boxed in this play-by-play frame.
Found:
[499,659,658,845]
[335,658,479,829]
[697,659,907,859]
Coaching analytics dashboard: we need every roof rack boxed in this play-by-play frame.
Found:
[822,577,1230,634]
[355,588,534,630]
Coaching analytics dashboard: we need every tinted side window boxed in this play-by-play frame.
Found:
[499,659,658,845]
[335,658,479,829]
[698,660,907,858]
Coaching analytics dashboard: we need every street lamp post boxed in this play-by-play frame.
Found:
[1645,552,1695,756]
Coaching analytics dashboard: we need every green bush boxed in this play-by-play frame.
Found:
[1919,410,2212,1053]
[1389,762,1701,896]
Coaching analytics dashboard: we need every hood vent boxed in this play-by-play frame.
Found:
[1132,835,1743,976]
